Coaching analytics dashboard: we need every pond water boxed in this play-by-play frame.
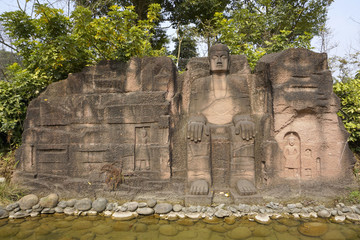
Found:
[0,214,359,240]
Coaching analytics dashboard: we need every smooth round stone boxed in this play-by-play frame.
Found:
[64,207,75,215]
[133,223,148,232]
[12,211,29,219]
[277,218,300,227]
[126,202,139,212]
[154,203,173,214]
[92,198,107,212]
[55,207,64,213]
[112,211,137,220]
[92,225,112,235]
[137,207,154,215]
[0,209,9,219]
[297,222,328,237]
[185,212,201,219]
[346,213,360,222]
[39,193,59,208]
[332,215,346,223]
[57,201,67,208]
[273,224,288,232]
[66,199,76,207]
[41,208,55,214]
[318,209,331,218]
[321,230,346,240]
[103,210,113,217]
[166,212,178,220]
[159,225,178,236]
[227,227,252,239]
[138,202,147,208]
[30,212,40,217]
[87,210,97,216]
[215,209,231,218]
[113,221,133,231]
[254,213,271,224]
[19,194,39,210]
[177,218,195,226]
[147,199,157,208]
[224,216,236,225]
[173,204,183,212]
[6,203,19,211]
[203,216,222,224]
[74,198,92,211]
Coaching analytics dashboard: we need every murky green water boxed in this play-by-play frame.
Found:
[0,214,359,240]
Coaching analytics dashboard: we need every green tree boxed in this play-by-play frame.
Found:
[333,75,360,153]
[74,0,169,50]
[0,50,20,80]
[0,3,164,149]
[212,0,332,68]
[165,0,230,51]
[171,25,197,69]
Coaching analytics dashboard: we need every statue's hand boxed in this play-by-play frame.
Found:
[233,115,255,140]
[187,115,208,142]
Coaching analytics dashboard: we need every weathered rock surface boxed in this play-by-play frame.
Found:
[154,203,172,214]
[136,207,154,215]
[39,193,59,208]
[112,211,137,221]
[19,194,39,210]
[74,198,92,211]
[298,222,328,237]
[92,198,107,212]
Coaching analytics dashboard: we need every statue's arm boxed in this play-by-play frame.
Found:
[233,114,255,140]
[187,114,209,142]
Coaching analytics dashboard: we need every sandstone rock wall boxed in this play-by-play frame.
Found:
[14,48,355,200]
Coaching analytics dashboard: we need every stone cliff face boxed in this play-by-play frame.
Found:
[14,48,355,202]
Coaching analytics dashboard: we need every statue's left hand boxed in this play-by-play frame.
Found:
[233,115,255,140]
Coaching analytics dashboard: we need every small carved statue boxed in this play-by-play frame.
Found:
[135,127,150,171]
[283,133,300,178]
[186,44,256,196]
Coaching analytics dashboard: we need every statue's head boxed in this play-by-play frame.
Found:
[288,134,296,146]
[209,44,230,74]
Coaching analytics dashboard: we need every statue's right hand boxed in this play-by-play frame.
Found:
[187,116,208,142]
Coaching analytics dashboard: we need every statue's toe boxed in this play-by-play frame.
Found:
[236,179,256,196]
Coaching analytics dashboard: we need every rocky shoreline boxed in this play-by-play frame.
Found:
[1,193,360,225]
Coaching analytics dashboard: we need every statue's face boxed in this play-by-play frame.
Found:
[289,138,295,146]
[210,50,229,73]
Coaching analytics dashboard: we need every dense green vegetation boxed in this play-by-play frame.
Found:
[333,74,360,153]
[0,0,358,156]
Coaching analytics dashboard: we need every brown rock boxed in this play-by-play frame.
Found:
[39,193,59,208]
[297,222,328,237]
[159,225,178,236]
[19,194,39,210]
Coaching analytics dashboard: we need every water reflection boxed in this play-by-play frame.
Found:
[0,214,360,240]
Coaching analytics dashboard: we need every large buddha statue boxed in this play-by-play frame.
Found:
[186,43,257,196]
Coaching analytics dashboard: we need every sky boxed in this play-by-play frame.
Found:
[0,0,359,60]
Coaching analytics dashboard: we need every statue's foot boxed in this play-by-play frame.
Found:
[236,179,256,196]
[189,179,209,195]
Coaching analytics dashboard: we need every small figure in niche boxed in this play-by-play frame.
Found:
[283,133,300,178]
[135,127,150,171]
